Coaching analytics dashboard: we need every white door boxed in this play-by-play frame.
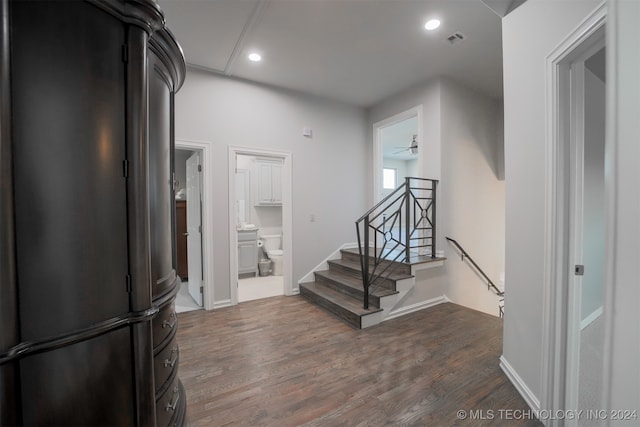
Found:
[566,44,606,423]
[186,152,203,306]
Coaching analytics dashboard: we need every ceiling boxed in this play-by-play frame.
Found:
[158,0,504,108]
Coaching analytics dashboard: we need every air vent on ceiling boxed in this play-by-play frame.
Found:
[445,32,466,45]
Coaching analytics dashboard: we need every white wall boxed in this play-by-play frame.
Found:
[439,78,505,316]
[501,0,602,406]
[175,70,368,305]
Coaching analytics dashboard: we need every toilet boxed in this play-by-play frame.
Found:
[260,234,283,276]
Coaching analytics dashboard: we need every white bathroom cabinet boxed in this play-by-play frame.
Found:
[238,229,259,277]
[254,159,282,205]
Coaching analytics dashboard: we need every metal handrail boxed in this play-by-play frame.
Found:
[356,183,406,223]
[445,237,504,297]
[355,177,438,309]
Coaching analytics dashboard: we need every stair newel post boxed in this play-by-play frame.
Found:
[404,177,411,263]
[431,180,437,258]
[363,216,370,309]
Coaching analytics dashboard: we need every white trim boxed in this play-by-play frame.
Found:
[385,295,448,321]
[580,306,603,331]
[297,242,359,284]
[500,356,541,413]
[372,105,424,204]
[176,139,216,311]
[212,299,233,310]
[541,4,606,423]
[228,146,294,306]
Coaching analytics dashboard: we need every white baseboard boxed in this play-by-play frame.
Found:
[499,355,541,412]
[298,242,359,284]
[385,295,448,321]
[212,299,233,309]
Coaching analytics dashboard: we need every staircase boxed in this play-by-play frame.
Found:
[301,177,443,328]
[300,247,443,328]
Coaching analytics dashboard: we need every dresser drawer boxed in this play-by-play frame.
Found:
[156,376,181,427]
[153,302,177,349]
[155,337,179,394]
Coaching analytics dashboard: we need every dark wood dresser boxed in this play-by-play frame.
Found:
[0,0,187,425]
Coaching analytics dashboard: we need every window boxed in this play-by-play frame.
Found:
[383,168,396,190]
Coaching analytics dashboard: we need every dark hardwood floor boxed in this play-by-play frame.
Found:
[177,297,541,426]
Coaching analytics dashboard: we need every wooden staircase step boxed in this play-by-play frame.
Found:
[340,248,412,275]
[314,269,398,306]
[328,258,414,283]
[299,281,382,329]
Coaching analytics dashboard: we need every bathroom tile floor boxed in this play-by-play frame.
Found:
[238,275,284,303]
[176,281,202,313]
[176,276,285,313]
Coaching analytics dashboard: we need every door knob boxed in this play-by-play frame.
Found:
[183,232,189,236]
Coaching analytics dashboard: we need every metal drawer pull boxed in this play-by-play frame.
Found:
[164,347,179,368]
[166,386,180,412]
[162,312,177,329]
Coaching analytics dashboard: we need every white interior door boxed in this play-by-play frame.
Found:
[566,43,606,424]
[186,152,203,306]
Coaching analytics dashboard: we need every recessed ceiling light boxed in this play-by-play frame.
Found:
[248,52,262,62]
[424,19,441,31]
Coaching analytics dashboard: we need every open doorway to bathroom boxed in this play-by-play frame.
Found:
[174,148,204,312]
[235,153,284,302]
[229,147,293,304]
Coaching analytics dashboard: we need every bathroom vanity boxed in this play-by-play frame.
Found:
[238,229,259,277]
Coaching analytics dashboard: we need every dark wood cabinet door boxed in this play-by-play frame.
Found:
[11,0,129,341]
[148,47,178,298]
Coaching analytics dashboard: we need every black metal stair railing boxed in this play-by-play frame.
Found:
[445,237,504,297]
[355,177,438,309]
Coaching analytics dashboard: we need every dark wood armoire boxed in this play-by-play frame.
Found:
[0,0,187,425]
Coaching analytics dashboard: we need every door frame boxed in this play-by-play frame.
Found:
[228,146,294,306]
[541,4,606,424]
[372,105,423,204]
[176,139,215,310]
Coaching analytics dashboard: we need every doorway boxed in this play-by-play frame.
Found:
[373,106,423,204]
[175,139,215,312]
[174,148,204,312]
[542,6,606,425]
[228,147,293,305]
